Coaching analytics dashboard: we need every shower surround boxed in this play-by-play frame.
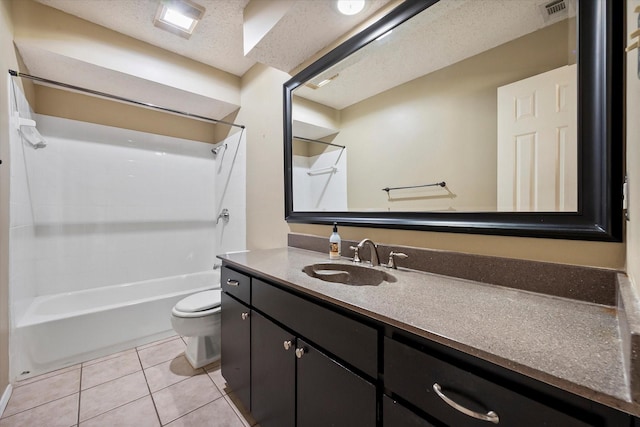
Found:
[8,81,246,380]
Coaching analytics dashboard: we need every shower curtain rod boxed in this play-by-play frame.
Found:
[8,69,245,129]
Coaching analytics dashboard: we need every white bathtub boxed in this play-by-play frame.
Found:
[14,270,219,379]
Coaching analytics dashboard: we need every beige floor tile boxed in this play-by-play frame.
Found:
[165,397,244,427]
[206,366,229,395]
[81,351,142,390]
[79,371,149,422]
[137,338,186,369]
[2,370,80,418]
[136,335,180,351]
[151,374,221,425]
[14,364,81,388]
[0,394,78,427]
[144,355,204,393]
[224,393,257,427]
[79,396,159,427]
[83,348,136,367]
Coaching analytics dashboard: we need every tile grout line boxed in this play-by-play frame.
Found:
[12,365,81,390]
[0,393,79,423]
[205,367,252,427]
[75,395,151,426]
[136,347,163,426]
[77,364,83,426]
[163,394,229,426]
[76,361,148,424]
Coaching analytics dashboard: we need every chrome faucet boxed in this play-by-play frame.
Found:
[356,238,380,266]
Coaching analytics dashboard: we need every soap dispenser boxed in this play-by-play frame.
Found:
[329,222,341,260]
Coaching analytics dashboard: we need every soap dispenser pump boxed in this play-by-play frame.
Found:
[329,222,341,260]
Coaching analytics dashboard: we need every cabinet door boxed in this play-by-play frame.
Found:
[383,395,435,427]
[251,312,295,427]
[221,292,251,411]
[297,339,376,427]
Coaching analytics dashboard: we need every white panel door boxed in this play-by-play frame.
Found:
[497,64,577,212]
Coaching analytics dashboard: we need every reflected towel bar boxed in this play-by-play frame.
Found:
[383,182,446,193]
[307,166,337,175]
[294,136,345,149]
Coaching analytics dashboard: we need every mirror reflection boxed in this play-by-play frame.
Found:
[291,0,577,213]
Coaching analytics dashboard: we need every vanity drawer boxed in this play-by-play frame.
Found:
[221,266,251,304]
[252,278,377,378]
[384,338,591,427]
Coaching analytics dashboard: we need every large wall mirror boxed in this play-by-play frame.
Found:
[284,0,623,241]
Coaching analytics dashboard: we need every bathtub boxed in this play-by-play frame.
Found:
[13,270,219,379]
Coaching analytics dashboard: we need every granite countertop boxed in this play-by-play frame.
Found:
[218,247,635,416]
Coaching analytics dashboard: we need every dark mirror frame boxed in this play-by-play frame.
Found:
[283,0,623,241]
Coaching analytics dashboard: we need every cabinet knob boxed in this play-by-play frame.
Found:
[295,348,305,359]
[433,383,499,424]
[241,312,249,320]
[227,279,240,287]
[283,340,293,350]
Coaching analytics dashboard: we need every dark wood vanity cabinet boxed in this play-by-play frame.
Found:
[221,265,376,427]
[384,338,592,427]
[252,311,376,427]
[220,291,251,411]
[221,263,632,427]
[383,335,632,427]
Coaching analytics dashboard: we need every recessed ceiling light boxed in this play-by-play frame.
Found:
[154,0,205,39]
[336,0,365,16]
[306,74,339,90]
[162,8,195,30]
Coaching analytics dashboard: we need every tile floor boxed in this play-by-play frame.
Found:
[0,336,259,427]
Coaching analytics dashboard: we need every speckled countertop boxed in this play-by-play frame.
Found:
[218,247,635,416]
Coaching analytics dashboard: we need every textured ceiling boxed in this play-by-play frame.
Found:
[244,0,391,72]
[34,0,391,76]
[35,0,255,76]
[295,0,575,110]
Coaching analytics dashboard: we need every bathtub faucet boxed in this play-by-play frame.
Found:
[216,209,230,224]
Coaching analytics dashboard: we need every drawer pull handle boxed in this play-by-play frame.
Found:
[283,340,293,350]
[241,312,249,320]
[432,383,499,424]
[295,348,305,359]
[227,279,240,287]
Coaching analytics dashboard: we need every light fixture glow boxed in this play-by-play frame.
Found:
[154,0,205,39]
[336,0,365,16]
[162,8,195,30]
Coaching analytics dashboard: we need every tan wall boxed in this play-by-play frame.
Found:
[627,1,640,288]
[239,63,291,250]
[339,20,572,211]
[34,86,221,144]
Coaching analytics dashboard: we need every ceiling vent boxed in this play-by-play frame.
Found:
[538,0,573,26]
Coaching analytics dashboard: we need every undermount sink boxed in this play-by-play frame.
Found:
[303,263,397,286]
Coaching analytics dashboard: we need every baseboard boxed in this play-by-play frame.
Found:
[0,384,12,417]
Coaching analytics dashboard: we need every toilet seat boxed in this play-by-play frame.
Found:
[172,290,221,318]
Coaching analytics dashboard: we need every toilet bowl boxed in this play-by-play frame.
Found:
[171,289,221,369]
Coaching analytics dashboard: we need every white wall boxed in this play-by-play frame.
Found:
[9,90,246,308]
[215,129,247,256]
[293,147,348,211]
[8,80,38,324]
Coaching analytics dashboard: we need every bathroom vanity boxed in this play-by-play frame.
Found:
[219,243,638,426]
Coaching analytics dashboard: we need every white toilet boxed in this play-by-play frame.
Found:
[171,289,222,369]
